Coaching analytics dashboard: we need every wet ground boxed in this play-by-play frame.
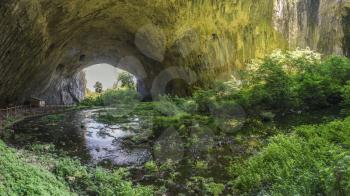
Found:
[2,105,342,195]
[4,109,152,167]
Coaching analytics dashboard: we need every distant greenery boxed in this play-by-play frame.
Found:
[115,72,136,89]
[80,89,139,107]
[93,81,103,93]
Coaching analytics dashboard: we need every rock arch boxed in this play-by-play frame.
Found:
[0,0,348,105]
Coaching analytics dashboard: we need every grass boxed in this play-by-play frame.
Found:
[0,116,18,127]
[40,114,65,123]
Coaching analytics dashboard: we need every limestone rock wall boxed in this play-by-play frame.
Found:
[40,72,86,105]
[0,0,348,105]
[273,0,349,55]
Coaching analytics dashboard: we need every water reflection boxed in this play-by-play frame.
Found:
[6,109,151,166]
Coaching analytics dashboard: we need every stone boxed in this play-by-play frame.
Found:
[0,0,348,105]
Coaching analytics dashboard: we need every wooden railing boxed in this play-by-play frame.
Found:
[0,105,75,127]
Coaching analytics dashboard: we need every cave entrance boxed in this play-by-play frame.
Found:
[83,64,136,95]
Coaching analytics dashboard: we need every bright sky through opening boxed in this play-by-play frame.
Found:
[84,64,120,91]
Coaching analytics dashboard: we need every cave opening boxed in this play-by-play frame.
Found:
[83,63,137,96]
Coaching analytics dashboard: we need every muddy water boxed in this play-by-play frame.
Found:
[4,109,151,166]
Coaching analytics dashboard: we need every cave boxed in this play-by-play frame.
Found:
[1,1,350,195]
[0,0,349,106]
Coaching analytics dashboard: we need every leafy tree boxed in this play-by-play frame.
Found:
[116,72,135,89]
[93,81,103,93]
[237,49,350,112]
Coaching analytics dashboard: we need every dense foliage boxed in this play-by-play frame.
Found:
[77,49,350,194]
[93,81,103,93]
[235,49,350,113]
[0,141,153,195]
[1,49,349,195]
[80,89,139,107]
[115,72,136,89]
[146,50,350,195]
[0,141,71,195]
[232,117,350,195]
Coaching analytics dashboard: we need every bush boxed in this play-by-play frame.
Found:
[296,56,350,108]
[236,49,350,112]
[193,89,217,113]
[79,94,103,106]
[232,117,350,195]
[0,139,154,195]
[80,89,139,107]
[0,140,71,195]
[186,176,225,196]
[154,95,188,117]
[251,59,297,110]
[53,158,153,195]
[102,89,139,106]
[342,82,350,107]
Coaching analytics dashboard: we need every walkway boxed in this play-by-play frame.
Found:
[0,105,75,128]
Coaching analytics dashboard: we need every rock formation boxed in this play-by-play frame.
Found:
[273,0,349,55]
[0,0,348,105]
[40,72,86,105]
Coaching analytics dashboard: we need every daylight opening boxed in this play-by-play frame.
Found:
[83,64,136,95]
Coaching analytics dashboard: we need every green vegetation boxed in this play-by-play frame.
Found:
[0,116,18,129]
[93,81,103,93]
[77,49,350,195]
[2,49,350,195]
[80,89,139,107]
[234,49,350,113]
[0,141,71,195]
[0,141,153,195]
[232,117,350,195]
[40,114,65,124]
[115,72,136,89]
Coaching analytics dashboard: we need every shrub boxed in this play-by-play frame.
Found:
[296,56,350,108]
[145,161,159,173]
[0,140,71,195]
[154,95,188,117]
[251,59,297,110]
[102,89,139,106]
[341,82,350,107]
[53,155,154,195]
[80,89,138,107]
[0,139,154,195]
[232,117,350,195]
[236,49,350,112]
[79,95,103,106]
[193,89,217,113]
[186,176,225,196]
